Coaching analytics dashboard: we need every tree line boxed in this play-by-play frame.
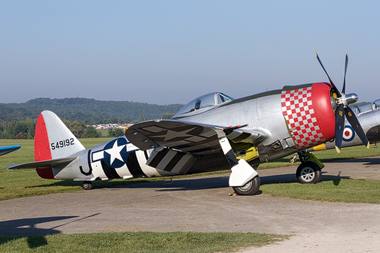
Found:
[0,119,111,139]
[1,97,182,123]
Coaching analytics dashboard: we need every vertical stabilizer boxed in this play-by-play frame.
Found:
[34,110,85,161]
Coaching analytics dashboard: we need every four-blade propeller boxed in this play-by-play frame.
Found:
[314,51,370,153]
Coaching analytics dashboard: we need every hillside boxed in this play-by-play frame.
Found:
[0,98,183,123]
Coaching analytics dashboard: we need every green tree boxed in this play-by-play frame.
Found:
[68,121,86,138]
[84,126,101,138]
[108,128,124,137]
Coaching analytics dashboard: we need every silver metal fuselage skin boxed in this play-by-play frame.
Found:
[172,90,298,162]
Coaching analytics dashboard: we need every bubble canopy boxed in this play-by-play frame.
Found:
[172,92,234,119]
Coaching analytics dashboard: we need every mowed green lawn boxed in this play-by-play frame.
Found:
[0,232,289,253]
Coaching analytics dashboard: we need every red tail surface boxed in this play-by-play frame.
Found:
[34,113,52,161]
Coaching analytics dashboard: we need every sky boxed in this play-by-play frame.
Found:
[1,1,380,105]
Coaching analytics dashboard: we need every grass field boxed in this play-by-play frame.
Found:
[0,232,289,252]
[0,139,379,252]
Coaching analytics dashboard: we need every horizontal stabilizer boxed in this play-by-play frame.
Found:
[7,157,77,170]
[0,145,21,156]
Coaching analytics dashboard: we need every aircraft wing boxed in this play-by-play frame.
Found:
[7,157,77,169]
[0,145,21,156]
[126,119,268,156]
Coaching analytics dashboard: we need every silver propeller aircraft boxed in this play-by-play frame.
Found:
[8,52,370,195]
[309,99,380,152]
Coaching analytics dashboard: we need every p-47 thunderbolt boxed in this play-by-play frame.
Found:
[8,53,369,195]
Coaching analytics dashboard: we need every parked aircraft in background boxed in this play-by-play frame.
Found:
[309,99,380,151]
[7,53,370,195]
[0,145,20,156]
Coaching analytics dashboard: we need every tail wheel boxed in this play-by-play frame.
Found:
[82,181,93,190]
[296,161,321,184]
[232,176,260,195]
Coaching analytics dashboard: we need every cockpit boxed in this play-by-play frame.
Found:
[172,92,234,119]
[351,99,380,115]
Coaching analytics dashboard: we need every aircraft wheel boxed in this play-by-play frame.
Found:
[296,162,321,184]
[232,176,260,195]
[82,181,93,190]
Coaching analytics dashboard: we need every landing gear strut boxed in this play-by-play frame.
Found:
[82,181,93,190]
[232,176,260,195]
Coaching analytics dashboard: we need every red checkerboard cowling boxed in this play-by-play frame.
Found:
[281,86,326,149]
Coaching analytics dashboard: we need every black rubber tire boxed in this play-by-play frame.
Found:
[296,162,322,184]
[82,181,93,190]
[232,176,260,195]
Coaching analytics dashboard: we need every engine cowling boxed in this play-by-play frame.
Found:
[281,82,335,149]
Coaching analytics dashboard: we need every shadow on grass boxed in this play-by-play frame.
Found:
[320,156,380,165]
[0,213,100,248]
[276,154,380,166]
[0,216,75,248]
[22,166,354,194]
[21,153,377,193]
[24,178,150,189]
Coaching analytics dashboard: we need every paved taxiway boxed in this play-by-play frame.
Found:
[1,156,380,252]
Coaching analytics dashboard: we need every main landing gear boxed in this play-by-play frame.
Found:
[296,151,324,184]
[82,181,93,190]
[232,176,260,195]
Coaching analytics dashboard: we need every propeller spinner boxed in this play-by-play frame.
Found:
[314,51,370,153]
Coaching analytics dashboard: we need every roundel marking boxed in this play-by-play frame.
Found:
[103,137,129,168]
[343,125,355,142]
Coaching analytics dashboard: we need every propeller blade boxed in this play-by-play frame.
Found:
[344,107,370,149]
[342,53,348,94]
[314,51,341,97]
[335,104,345,153]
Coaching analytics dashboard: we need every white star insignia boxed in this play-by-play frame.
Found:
[105,141,126,165]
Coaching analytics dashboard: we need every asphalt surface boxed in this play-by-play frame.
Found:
[1,156,380,252]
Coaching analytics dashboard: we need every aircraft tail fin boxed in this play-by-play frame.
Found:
[34,110,85,161]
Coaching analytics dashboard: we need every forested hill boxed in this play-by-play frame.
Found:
[0,98,183,123]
